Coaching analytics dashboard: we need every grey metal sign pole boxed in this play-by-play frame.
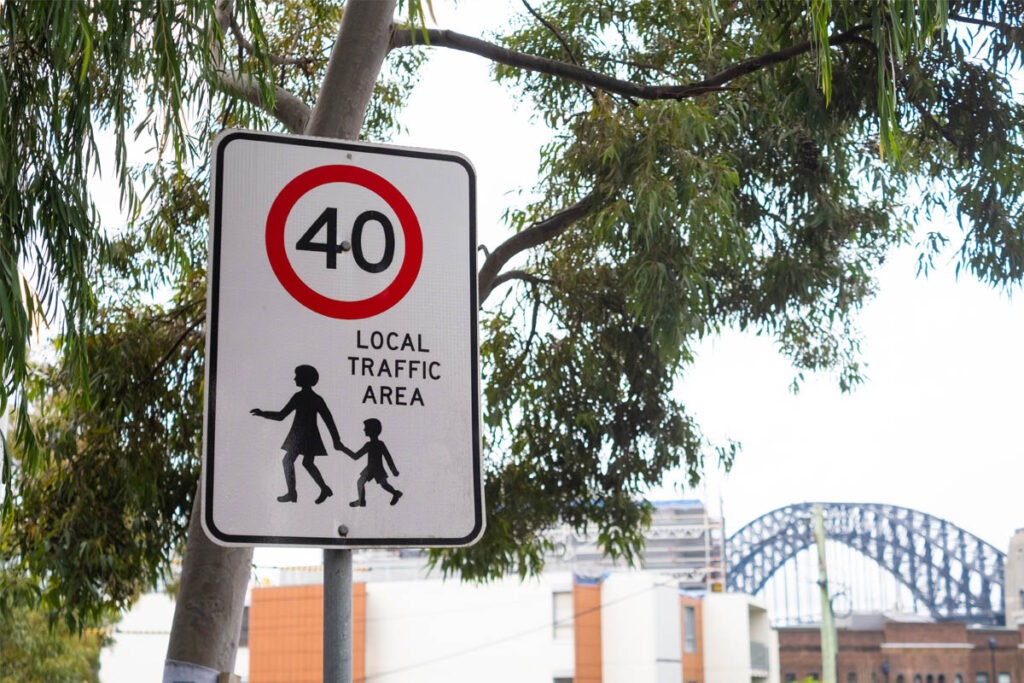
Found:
[308,6,391,682]
[324,549,352,683]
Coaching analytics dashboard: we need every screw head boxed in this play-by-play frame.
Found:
[337,525,349,537]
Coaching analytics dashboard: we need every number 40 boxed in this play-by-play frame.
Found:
[295,207,395,273]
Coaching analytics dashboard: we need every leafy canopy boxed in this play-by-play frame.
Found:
[0,567,103,683]
[1,0,1023,626]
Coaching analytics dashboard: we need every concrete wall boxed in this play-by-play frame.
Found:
[102,573,778,683]
[100,592,175,683]
[247,575,576,683]
[702,592,778,683]
[601,573,682,683]
[652,583,684,683]
[362,574,569,683]
[703,593,752,683]
[748,598,779,680]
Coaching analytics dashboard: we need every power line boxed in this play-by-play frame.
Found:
[360,574,683,681]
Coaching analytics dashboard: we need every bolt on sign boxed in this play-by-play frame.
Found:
[203,130,483,548]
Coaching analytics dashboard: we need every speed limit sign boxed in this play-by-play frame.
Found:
[264,163,424,319]
[203,130,482,548]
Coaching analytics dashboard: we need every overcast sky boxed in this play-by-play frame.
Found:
[385,3,1024,556]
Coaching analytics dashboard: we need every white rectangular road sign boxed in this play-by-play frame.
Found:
[203,130,483,547]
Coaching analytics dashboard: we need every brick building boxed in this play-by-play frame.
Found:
[779,614,1024,683]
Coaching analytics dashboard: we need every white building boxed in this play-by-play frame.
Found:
[244,568,778,683]
[100,501,777,682]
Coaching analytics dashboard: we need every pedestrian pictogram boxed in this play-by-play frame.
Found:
[203,130,483,548]
[250,364,341,505]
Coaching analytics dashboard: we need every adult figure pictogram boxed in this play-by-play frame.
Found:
[339,418,402,507]
[251,364,342,504]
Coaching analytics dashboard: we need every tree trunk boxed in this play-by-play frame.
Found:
[305,0,396,140]
[164,1,396,678]
[165,494,252,678]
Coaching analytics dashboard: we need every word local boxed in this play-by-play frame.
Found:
[356,330,430,353]
[351,329,438,407]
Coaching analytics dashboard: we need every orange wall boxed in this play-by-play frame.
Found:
[680,594,704,683]
[249,582,366,683]
[353,582,365,681]
[574,581,603,683]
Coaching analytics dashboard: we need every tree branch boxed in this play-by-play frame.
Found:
[391,23,873,101]
[214,75,312,133]
[520,282,543,359]
[154,316,204,377]
[210,0,312,133]
[229,15,318,67]
[949,13,1022,33]
[909,96,962,150]
[520,0,600,102]
[478,194,600,304]
[490,269,550,292]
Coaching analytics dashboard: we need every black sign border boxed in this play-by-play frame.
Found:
[204,129,483,548]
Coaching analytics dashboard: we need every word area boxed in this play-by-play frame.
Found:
[349,329,440,407]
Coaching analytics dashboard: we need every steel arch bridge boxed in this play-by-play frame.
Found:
[725,502,1006,625]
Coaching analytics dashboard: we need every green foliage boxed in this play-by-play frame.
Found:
[0,0,424,494]
[0,568,103,683]
[3,171,208,623]
[0,0,424,626]
[440,0,1023,574]
[0,0,223,521]
[4,294,203,629]
[2,0,1024,623]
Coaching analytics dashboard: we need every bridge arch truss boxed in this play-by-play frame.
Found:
[725,502,1006,625]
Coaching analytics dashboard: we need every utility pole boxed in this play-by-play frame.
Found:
[813,504,838,683]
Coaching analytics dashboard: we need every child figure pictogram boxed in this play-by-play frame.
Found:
[251,364,342,504]
[339,418,403,507]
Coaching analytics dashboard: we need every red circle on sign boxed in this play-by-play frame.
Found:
[265,165,423,319]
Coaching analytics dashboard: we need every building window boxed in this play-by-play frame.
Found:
[915,676,923,683]
[955,676,963,683]
[976,674,990,683]
[683,605,698,653]
[897,675,905,683]
[849,673,858,683]
[997,675,1010,683]
[785,675,797,682]
[552,591,573,641]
